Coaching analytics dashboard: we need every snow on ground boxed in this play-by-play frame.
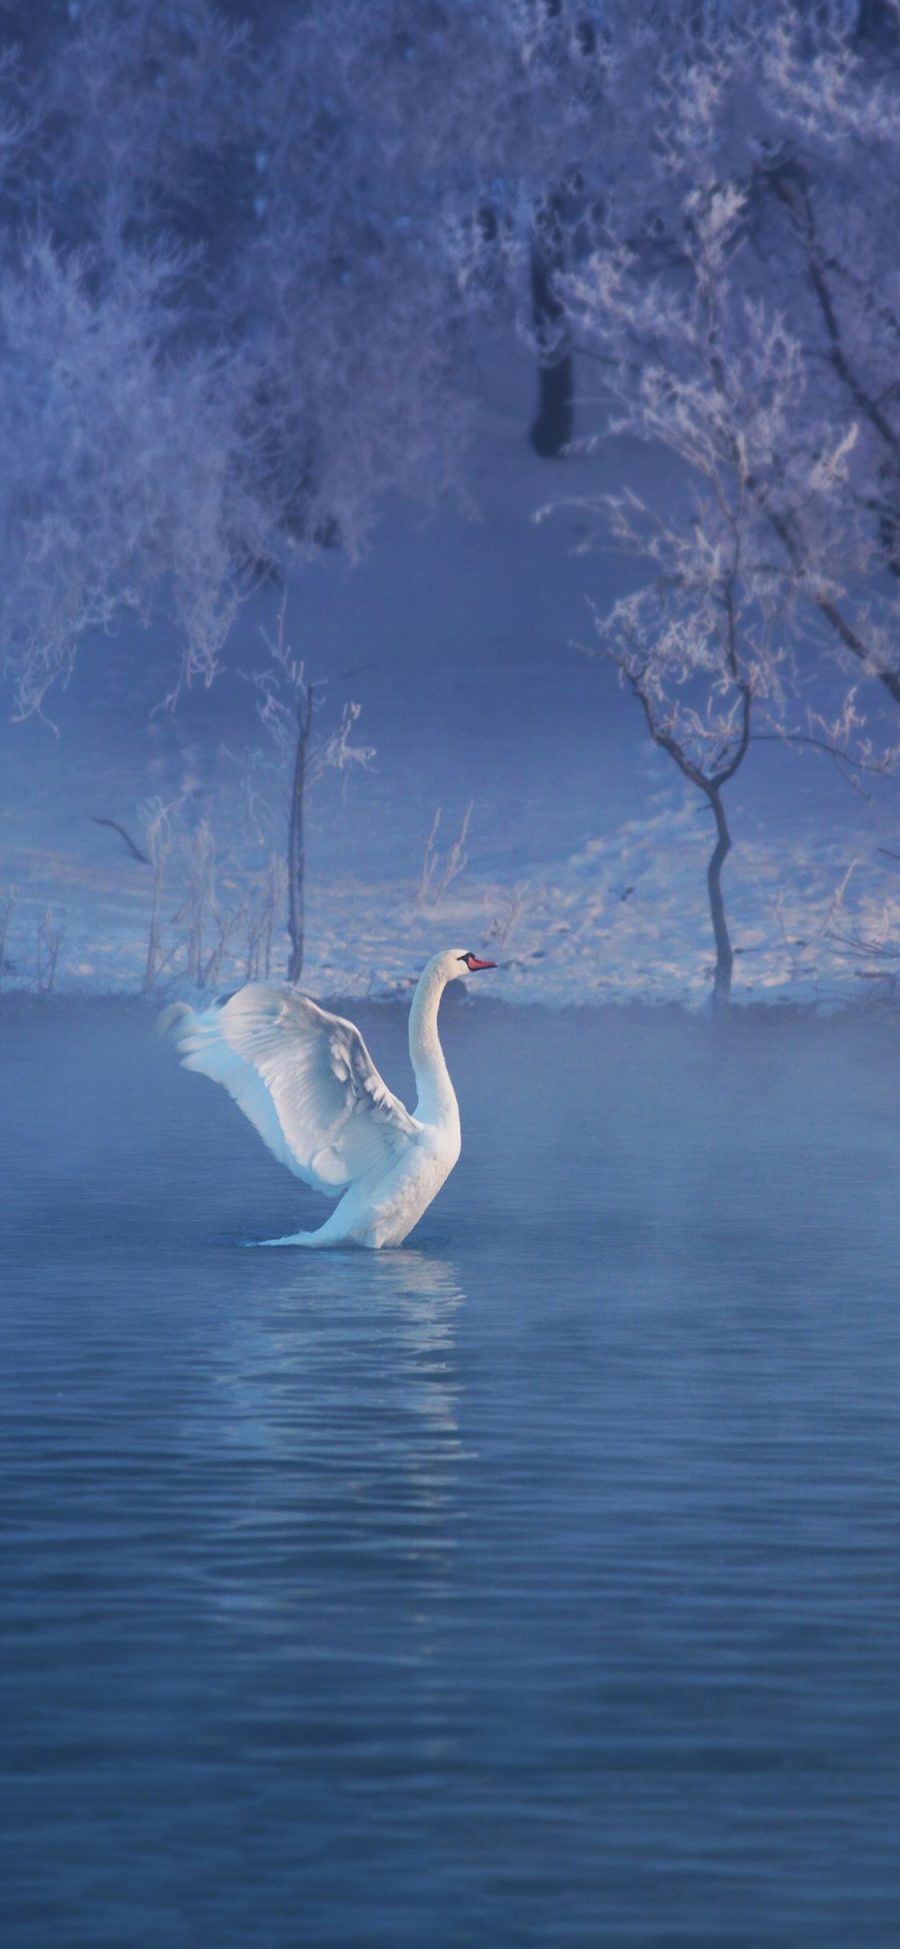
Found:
[1,346,898,1009]
[1,760,898,1008]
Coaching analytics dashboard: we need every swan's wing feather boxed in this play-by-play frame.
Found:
[164,984,419,1196]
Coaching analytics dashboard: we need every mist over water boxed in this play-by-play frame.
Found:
[2,1001,900,1947]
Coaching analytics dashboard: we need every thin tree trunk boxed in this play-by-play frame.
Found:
[855,0,900,46]
[287,689,314,984]
[706,785,734,1010]
[627,668,744,1011]
[530,194,574,459]
[143,858,164,993]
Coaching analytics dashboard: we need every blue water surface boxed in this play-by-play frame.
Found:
[2,998,899,1948]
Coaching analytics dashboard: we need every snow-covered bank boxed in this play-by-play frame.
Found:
[1,768,898,1010]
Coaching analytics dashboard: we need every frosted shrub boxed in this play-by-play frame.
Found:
[416,804,473,912]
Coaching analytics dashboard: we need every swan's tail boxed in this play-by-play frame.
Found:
[245,1231,324,1249]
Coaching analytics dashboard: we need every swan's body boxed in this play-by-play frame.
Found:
[161,948,495,1248]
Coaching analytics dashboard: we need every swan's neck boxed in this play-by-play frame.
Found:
[409,966,458,1127]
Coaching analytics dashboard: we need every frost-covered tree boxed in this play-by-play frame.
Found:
[590,510,777,1012]
[544,150,899,998]
[0,236,254,718]
[483,4,900,993]
[512,5,900,744]
[554,188,802,1004]
[748,17,900,733]
[0,0,658,718]
[0,0,494,716]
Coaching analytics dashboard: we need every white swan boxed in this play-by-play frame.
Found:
[161,949,496,1248]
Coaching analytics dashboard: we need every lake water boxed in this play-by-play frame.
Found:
[2,997,899,1948]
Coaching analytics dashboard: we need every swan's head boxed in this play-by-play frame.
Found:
[427,947,497,986]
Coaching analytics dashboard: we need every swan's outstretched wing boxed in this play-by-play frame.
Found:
[163,983,419,1197]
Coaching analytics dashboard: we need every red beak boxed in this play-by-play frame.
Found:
[466,956,497,971]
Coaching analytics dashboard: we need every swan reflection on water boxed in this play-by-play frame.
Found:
[190,1251,470,1627]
